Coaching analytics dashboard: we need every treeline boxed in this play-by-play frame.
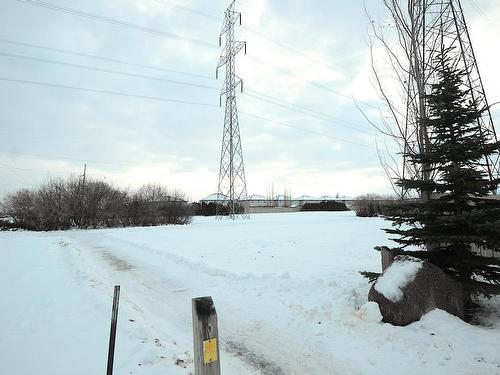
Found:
[1,178,191,231]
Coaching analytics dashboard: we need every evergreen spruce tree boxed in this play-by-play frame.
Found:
[371,47,500,299]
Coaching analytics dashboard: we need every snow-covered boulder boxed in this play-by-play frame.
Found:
[368,255,464,326]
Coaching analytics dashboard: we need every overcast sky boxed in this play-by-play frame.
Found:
[0,0,499,201]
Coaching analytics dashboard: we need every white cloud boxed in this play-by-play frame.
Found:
[467,0,500,104]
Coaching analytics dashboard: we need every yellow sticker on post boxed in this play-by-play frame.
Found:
[203,338,218,364]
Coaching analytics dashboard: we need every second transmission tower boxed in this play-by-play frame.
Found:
[403,0,499,197]
[215,0,248,219]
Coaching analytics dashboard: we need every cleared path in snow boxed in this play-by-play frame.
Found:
[61,211,387,374]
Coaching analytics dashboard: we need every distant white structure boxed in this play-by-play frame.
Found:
[244,194,268,207]
[200,193,229,202]
[199,193,354,208]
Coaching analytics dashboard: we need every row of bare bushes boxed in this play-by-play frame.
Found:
[351,194,402,217]
[0,178,191,231]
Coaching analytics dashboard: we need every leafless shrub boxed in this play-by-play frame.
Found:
[2,178,191,231]
[352,194,400,217]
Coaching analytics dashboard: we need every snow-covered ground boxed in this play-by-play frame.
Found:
[1,212,499,374]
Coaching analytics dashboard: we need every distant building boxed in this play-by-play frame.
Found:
[244,194,268,207]
[200,193,228,203]
[199,193,354,208]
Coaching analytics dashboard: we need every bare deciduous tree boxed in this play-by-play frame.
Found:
[360,0,439,199]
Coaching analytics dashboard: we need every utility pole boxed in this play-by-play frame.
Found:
[403,0,499,198]
[82,163,87,196]
[79,163,86,226]
[215,0,248,219]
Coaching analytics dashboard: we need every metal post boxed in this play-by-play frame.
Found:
[404,0,499,187]
[106,285,120,375]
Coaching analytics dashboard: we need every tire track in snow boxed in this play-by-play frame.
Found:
[223,340,286,375]
[101,251,135,271]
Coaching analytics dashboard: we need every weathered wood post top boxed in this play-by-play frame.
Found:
[192,296,221,375]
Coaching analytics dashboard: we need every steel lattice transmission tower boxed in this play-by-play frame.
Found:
[403,0,499,195]
[215,0,248,219]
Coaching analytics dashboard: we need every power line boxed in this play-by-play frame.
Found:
[149,0,350,77]
[0,161,39,187]
[129,0,369,106]
[246,89,370,130]
[0,163,115,191]
[2,35,372,109]
[0,76,378,149]
[150,0,220,21]
[15,0,217,49]
[234,0,326,47]
[0,51,220,91]
[0,77,219,107]
[0,38,369,109]
[0,165,75,176]
[13,1,378,110]
[241,25,341,74]
[0,38,213,80]
[0,49,377,136]
[244,90,376,136]
[239,111,374,150]
[0,130,118,146]
[245,55,379,110]
[165,0,362,90]
[0,183,34,186]
[1,37,376,111]
[0,149,170,170]
[467,0,500,39]
[0,130,111,148]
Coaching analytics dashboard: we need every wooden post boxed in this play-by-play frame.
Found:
[106,285,120,375]
[192,297,221,375]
